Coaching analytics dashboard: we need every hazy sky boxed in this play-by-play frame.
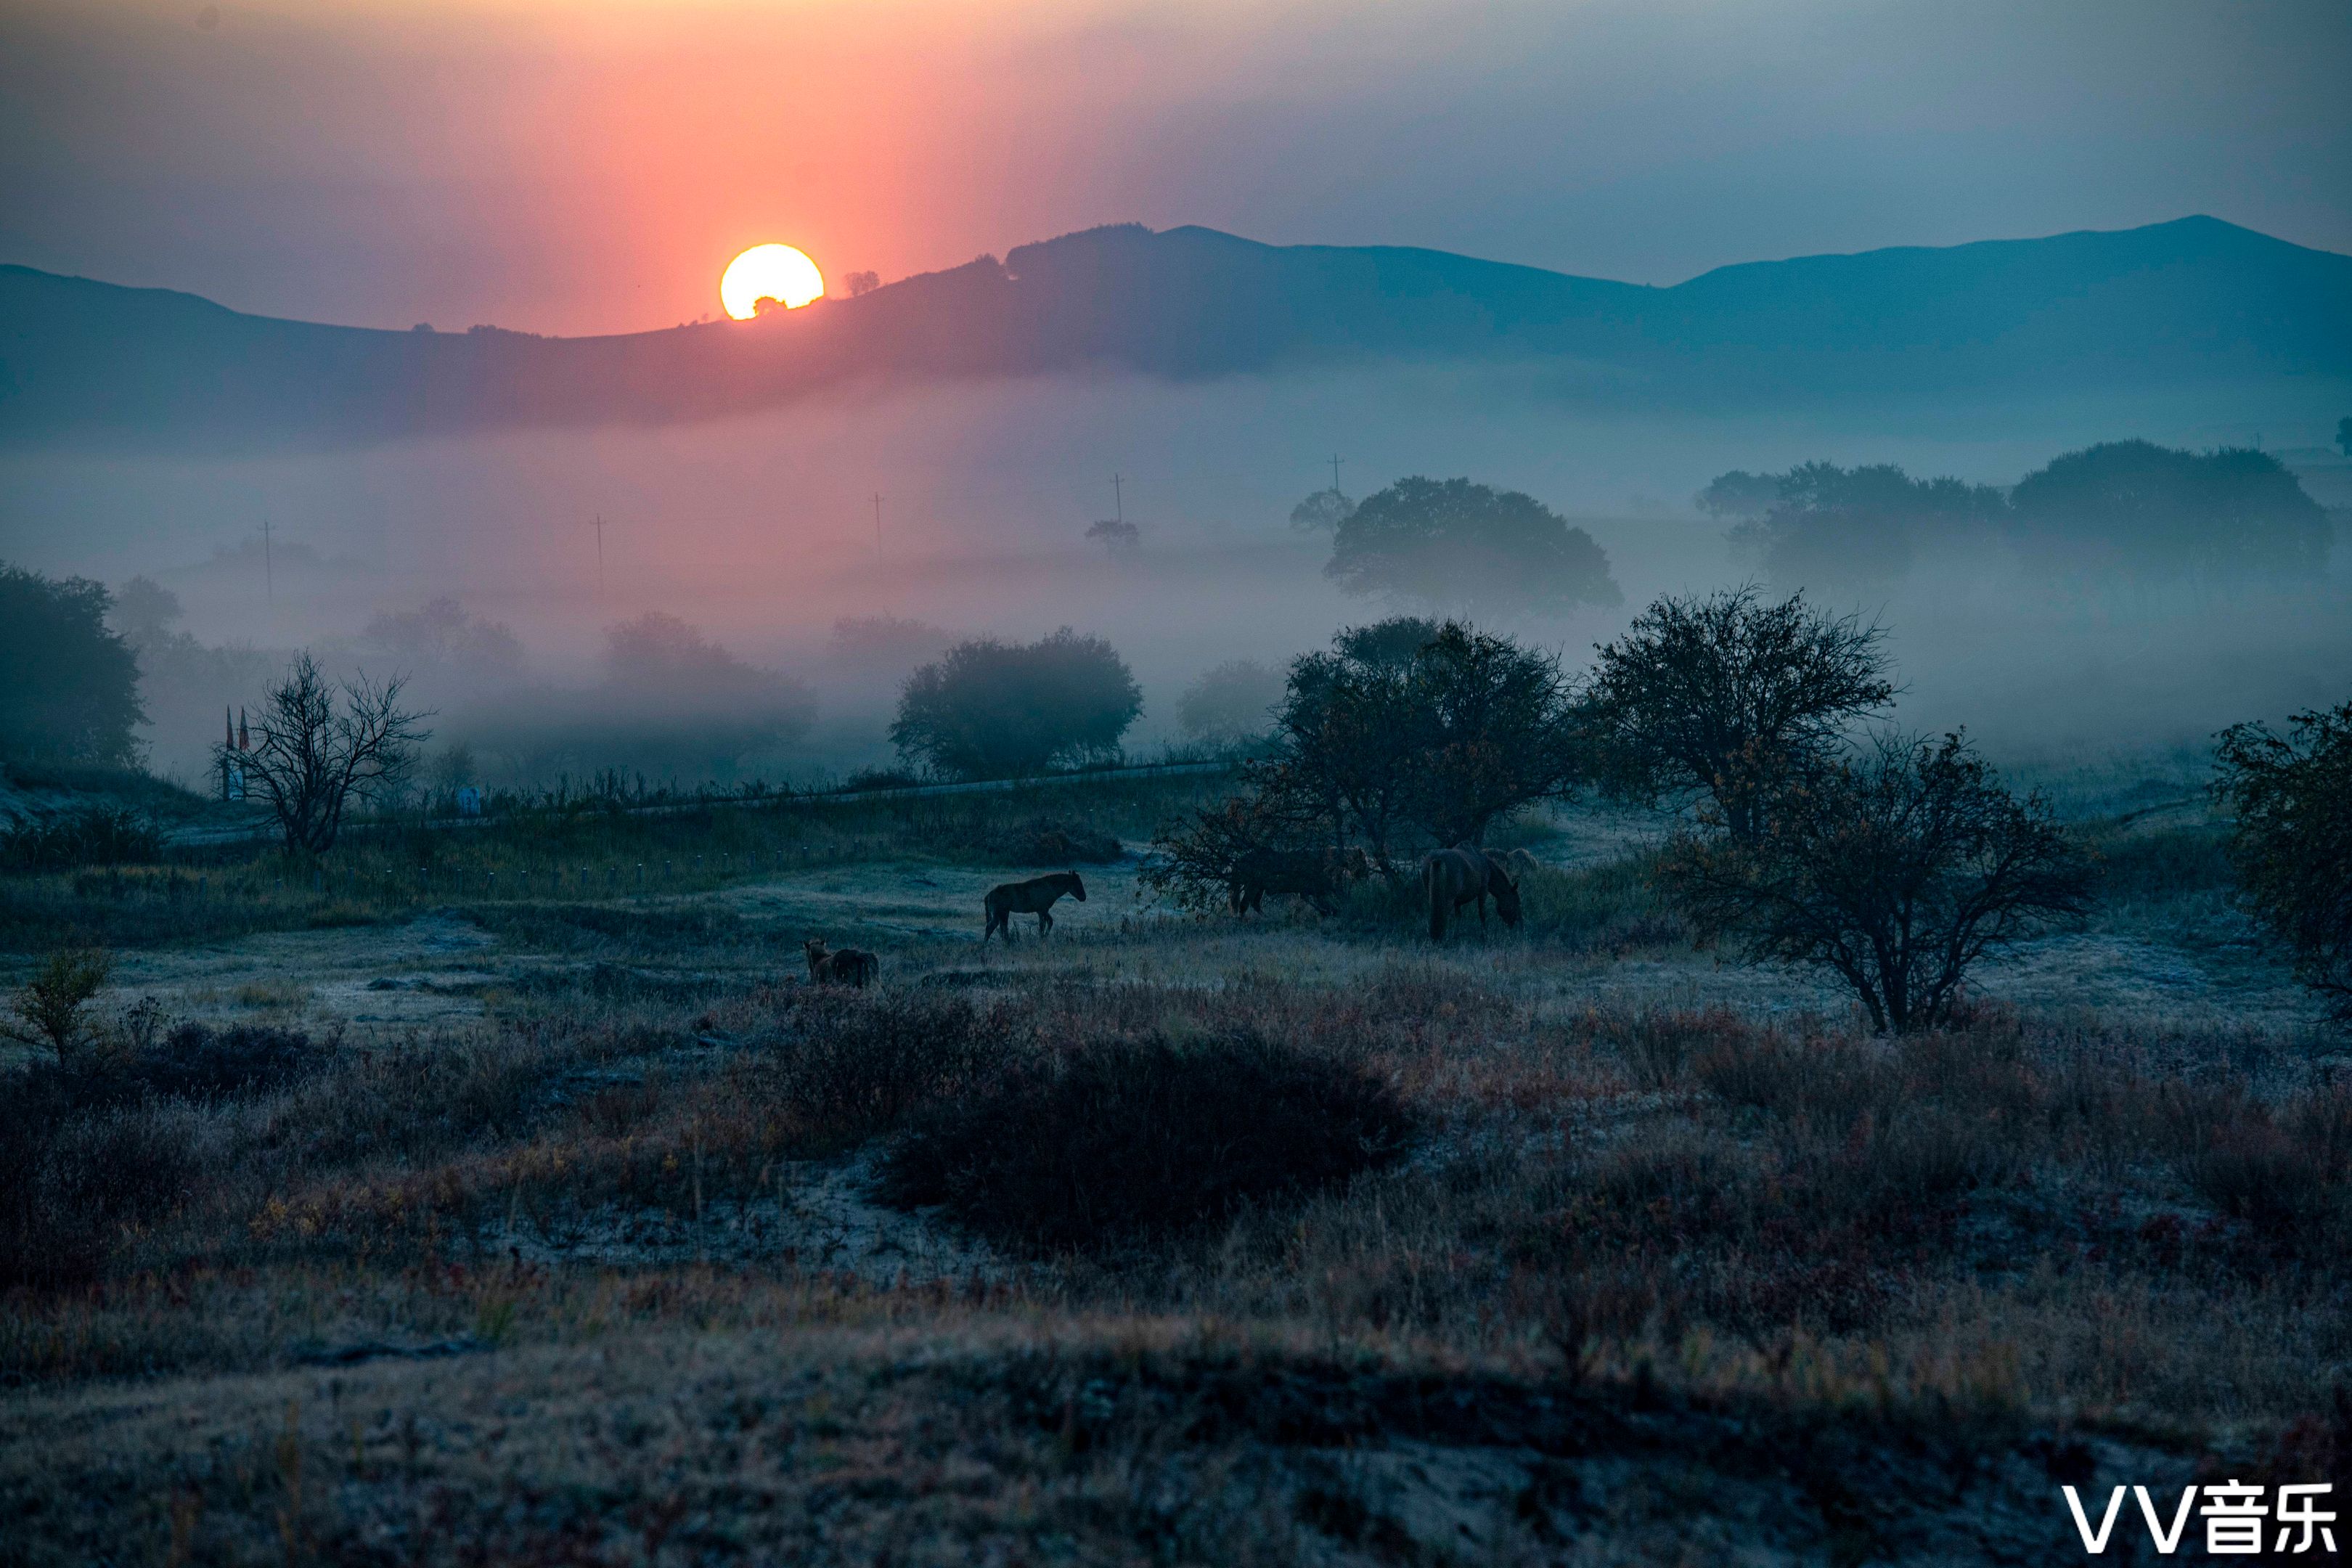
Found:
[4,0,2348,337]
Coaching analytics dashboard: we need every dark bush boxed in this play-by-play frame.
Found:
[131,1023,327,1102]
[878,1032,1415,1251]
[0,805,163,870]
[735,990,1029,1149]
[987,819,1122,865]
[0,1097,205,1289]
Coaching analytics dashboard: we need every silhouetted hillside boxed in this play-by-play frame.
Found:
[3,216,2345,451]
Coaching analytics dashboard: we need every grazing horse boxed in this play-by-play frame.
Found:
[1500,847,1545,879]
[1424,846,1522,940]
[804,937,878,987]
[983,870,1086,943]
[1228,846,1372,917]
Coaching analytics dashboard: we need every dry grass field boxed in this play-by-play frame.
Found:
[1,773,2343,1564]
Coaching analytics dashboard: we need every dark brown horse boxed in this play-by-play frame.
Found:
[983,870,1086,942]
[1228,846,1371,917]
[1423,846,1522,940]
[804,938,878,987]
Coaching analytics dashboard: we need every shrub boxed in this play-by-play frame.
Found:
[0,806,163,870]
[3,947,113,1063]
[735,990,1029,1150]
[985,819,1122,865]
[878,1032,1415,1251]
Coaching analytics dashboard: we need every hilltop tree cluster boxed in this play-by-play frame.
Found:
[1699,439,2331,591]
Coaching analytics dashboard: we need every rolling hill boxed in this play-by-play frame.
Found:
[2,216,2345,451]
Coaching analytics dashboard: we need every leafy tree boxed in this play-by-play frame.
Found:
[1289,487,1357,534]
[2213,700,2352,1026]
[1403,622,1585,846]
[1657,732,2093,1033]
[1734,461,2006,589]
[1325,477,1620,618]
[841,270,882,298]
[1268,620,1434,870]
[0,565,144,767]
[893,628,1142,779]
[2336,417,2351,460]
[2009,441,2330,578]
[1693,470,1782,520]
[357,597,524,680]
[1085,518,1140,555]
[455,613,810,785]
[1271,617,1580,867]
[226,653,430,853]
[829,615,954,669]
[1583,585,1896,843]
[1177,660,1284,746]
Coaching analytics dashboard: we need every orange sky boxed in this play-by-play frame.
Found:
[4,0,2346,335]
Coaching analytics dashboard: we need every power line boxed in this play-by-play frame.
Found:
[1329,454,1344,493]
[591,513,607,599]
[872,491,885,561]
[259,517,274,607]
[1111,473,1124,523]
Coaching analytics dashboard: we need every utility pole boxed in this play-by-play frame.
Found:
[592,513,607,600]
[871,491,884,562]
[1329,454,1344,494]
[259,517,274,608]
[1111,473,1124,524]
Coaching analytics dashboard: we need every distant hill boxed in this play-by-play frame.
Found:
[3,216,2346,451]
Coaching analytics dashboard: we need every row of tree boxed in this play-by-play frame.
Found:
[1698,440,2332,588]
[1147,587,2351,1037]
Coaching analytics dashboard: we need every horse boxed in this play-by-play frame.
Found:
[804,937,878,987]
[1424,846,1522,940]
[983,870,1086,943]
[1500,847,1545,879]
[1228,846,1371,917]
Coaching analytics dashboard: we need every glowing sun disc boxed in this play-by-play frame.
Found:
[721,244,825,318]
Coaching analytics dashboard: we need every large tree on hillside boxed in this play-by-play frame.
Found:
[1581,585,1896,843]
[1326,478,1621,618]
[0,565,144,768]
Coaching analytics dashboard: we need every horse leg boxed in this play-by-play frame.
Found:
[1039,906,1053,938]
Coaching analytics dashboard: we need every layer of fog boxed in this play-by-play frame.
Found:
[4,359,2345,787]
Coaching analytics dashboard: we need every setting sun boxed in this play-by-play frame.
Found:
[719,243,825,319]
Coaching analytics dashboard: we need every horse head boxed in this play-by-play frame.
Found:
[1066,871,1087,901]
[1490,864,1524,927]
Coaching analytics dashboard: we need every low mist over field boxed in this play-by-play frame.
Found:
[8,352,2347,783]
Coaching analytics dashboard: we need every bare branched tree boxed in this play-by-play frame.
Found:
[1657,732,2093,1033]
[1582,584,1896,841]
[225,654,430,853]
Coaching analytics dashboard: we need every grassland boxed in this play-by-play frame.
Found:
[0,769,2342,1564]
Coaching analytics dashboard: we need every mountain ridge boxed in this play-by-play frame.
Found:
[4,216,2345,451]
